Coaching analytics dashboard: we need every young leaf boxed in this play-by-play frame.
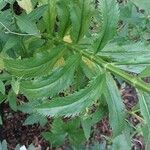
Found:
[70,0,93,43]
[104,73,125,137]
[20,54,80,99]
[36,74,105,117]
[81,108,105,139]
[93,0,119,52]
[8,91,17,111]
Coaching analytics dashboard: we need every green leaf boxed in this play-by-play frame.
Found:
[42,132,66,147]
[137,91,150,126]
[104,73,125,137]
[137,90,150,150]
[28,5,48,21]
[70,0,93,43]
[0,1,7,10]
[141,124,150,150]
[93,0,119,52]
[11,78,20,95]
[1,140,7,150]
[24,113,47,127]
[131,0,150,14]
[20,54,80,99]
[2,36,20,52]
[99,42,150,73]
[0,115,2,125]
[8,91,17,111]
[111,134,130,150]
[42,119,67,147]
[81,108,105,139]
[0,80,5,95]
[140,66,150,77]
[16,15,40,35]
[43,0,57,34]
[57,0,70,37]
[4,47,64,78]
[36,74,105,117]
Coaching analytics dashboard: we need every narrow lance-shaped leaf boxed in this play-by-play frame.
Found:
[57,0,70,38]
[137,91,150,149]
[36,74,105,117]
[104,73,125,137]
[93,0,119,53]
[43,0,57,34]
[3,46,65,78]
[139,66,150,77]
[70,0,93,43]
[20,54,81,99]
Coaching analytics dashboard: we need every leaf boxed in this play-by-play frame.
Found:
[1,140,7,150]
[3,47,64,78]
[43,132,66,147]
[28,5,48,21]
[141,124,150,150]
[8,91,17,111]
[0,80,5,95]
[11,78,20,95]
[42,119,67,147]
[70,0,93,43]
[99,42,150,73]
[36,74,105,117]
[81,108,105,139]
[43,0,57,34]
[24,113,47,127]
[20,54,80,99]
[2,36,20,52]
[137,91,150,126]
[111,134,130,150]
[17,0,33,14]
[16,15,39,35]
[57,0,70,37]
[0,115,2,125]
[140,66,150,77]
[0,1,7,10]
[104,73,125,137]
[93,0,119,52]
[131,0,150,14]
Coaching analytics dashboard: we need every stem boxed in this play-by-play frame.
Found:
[80,51,150,93]
[48,37,150,93]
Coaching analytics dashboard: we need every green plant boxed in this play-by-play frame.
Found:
[0,0,150,149]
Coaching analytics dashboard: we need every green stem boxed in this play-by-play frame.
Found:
[81,51,150,93]
[47,37,150,93]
